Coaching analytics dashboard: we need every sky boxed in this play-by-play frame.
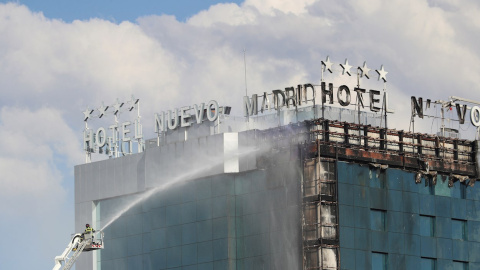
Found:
[0,0,479,269]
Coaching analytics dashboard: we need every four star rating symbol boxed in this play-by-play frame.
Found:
[322,56,388,82]
[84,97,140,122]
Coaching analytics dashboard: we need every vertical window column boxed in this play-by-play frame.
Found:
[420,215,435,237]
[452,261,469,270]
[372,252,387,270]
[370,209,386,231]
[421,257,436,270]
[452,219,467,241]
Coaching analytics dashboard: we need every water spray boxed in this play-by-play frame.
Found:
[99,146,260,231]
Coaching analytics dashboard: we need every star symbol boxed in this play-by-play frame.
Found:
[321,56,334,73]
[113,99,124,115]
[98,102,109,118]
[376,65,388,82]
[128,95,139,111]
[359,61,371,79]
[340,59,352,76]
[83,107,94,121]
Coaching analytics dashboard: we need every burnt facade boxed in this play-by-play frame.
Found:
[298,119,478,269]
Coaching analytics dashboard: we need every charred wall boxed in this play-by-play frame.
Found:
[298,118,480,269]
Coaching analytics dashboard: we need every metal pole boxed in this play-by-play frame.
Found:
[244,48,249,126]
[384,81,387,130]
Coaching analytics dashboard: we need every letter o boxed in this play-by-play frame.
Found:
[207,100,219,121]
[471,106,480,127]
[337,85,351,106]
[96,127,106,148]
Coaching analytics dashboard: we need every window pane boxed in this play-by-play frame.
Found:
[452,219,467,240]
[420,215,435,237]
[452,182,467,199]
[369,169,386,188]
[321,248,338,269]
[421,258,436,270]
[372,252,387,270]
[371,210,386,231]
[453,261,468,270]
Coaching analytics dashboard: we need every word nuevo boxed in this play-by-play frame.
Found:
[411,97,480,127]
[243,82,389,117]
[155,100,221,133]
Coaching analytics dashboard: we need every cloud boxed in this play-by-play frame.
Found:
[0,106,77,268]
[187,3,256,27]
[0,3,183,118]
[0,106,78,211]
[1,1,479,123]
[244,0,316,15]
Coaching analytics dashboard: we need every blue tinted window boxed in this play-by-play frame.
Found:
[453,261,468,270]
[182,244,197,266]
[420,215,435,237]
[421,258,436,270]
[182,223,197,244]
[369,169,386,188]
[452,219,467,240]
[166,204,182,226]
[451,182,467,199]
[461,183,467,199]
[428,180,435,195]
[419,178,435,195]
[371,209,386,231]
[372,252,387,270]
[435,176,451,197]
[166,246,182,268]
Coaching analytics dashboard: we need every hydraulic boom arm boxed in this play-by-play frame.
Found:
[53,234,83,270]
[53,231,104,270]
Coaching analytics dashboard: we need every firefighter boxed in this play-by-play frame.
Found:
[85,224,95,233]
[83,224,95,243]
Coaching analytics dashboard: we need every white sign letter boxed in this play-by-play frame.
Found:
[122,121,131,142]
[180,106,191,127]
[471,106,480,127]
[194,103,205,124]
[155,112,166,133]
[96,127,106,148]
[207,100,219,121]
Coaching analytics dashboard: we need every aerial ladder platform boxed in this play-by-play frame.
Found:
[53,231,104,270]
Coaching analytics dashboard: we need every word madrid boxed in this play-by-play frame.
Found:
[243,82,388,117]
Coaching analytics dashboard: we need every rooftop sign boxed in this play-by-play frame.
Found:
[411,96,480,133]
[83,97,229,162]
[243,56,393,120]
[82,96,144,163]
[82,56,392,163]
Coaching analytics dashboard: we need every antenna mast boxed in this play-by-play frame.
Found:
[244,48,248,97]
